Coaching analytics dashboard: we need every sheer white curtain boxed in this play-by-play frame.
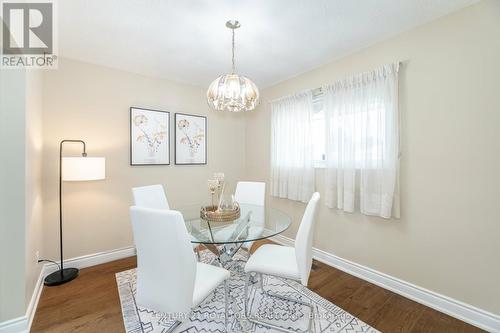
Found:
[270,91,315,203]
[324,63,400,218]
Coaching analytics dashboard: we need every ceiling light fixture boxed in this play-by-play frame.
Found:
[206,20,260,112]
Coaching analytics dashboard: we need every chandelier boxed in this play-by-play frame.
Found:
[206,20,260,112]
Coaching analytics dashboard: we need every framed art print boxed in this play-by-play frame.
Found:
[130,107,170,165]
[175,113,207,165]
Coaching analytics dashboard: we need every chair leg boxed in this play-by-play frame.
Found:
[244,272,250,317]
[195,246,201,261]
[244,272,315,333]
[165,320,181,333]
[224,280,229,332]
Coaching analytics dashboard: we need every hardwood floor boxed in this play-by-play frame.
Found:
[31,242,484,333]
[32,256,137,333]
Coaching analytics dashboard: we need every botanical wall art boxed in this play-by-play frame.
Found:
[130,107,170,165]
[175,113,207,165]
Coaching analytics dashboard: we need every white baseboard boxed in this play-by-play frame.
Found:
[0,318,26,333]
[42,246,136,276]
[0,267,45,333]
[25,266,44,332]
[0,246,136,333]
[272,234,500,333]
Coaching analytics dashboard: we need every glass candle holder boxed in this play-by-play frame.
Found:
[207,179,218,207]
[214,172,225,187]
[213,172,225,206]
[219,194,235,211]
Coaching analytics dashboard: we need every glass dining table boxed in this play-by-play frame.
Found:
[176,203,292,267]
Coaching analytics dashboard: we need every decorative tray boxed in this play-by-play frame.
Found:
[200,203,240,222]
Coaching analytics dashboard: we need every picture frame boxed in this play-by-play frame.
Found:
[130,107,170,165]
[174,113,207,165]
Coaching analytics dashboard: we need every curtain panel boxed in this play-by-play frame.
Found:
[270,91,315,203]
[323,62,400,218]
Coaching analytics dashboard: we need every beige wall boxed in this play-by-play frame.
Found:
[25,71,44,310]
[0,69,44,322]
[244,0,500,315]
[0,70,27,321]
[41,58,246,260]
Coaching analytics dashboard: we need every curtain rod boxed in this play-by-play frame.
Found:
[312,61,402,96]
[272,61,403,103]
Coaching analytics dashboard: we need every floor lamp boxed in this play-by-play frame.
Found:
[44,140,105,286]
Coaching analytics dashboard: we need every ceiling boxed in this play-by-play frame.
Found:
[59,0,479,88]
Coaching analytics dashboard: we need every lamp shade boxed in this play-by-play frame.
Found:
[62,157,105,181]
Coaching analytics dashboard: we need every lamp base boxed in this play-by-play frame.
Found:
[44,268,79,286]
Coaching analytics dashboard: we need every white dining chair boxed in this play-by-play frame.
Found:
[132,184,202,259]
[234,181,266,206]
[234,181,266,254]
[214,181,266,259]
[243,192,320,333]
[132,184,170,209]
[130,206,230,332]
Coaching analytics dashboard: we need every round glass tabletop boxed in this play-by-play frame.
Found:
[176,204,292,245]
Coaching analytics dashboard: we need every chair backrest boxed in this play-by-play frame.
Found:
[295,192,320,286]
[234,181,266,206]
[132,184,170,209]
[235,181,266,229]
[130,206,196,316]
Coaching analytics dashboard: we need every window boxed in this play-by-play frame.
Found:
[311,92,389,169]
[272,62,400,217]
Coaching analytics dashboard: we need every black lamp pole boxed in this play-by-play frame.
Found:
[44,140,86,286]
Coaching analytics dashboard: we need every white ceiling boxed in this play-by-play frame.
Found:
[59,0,479,88]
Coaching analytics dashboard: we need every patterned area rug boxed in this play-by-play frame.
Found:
[116,250,379,333]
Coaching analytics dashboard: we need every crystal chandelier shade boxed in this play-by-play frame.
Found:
[207,74,259,112]
[206,21,260,112]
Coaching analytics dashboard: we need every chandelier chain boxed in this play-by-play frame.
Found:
[231,28,235,73]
